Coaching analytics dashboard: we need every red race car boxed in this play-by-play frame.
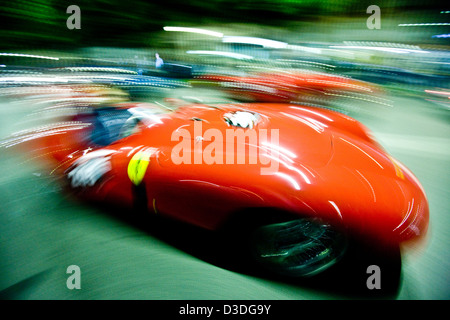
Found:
[17,100,429,277]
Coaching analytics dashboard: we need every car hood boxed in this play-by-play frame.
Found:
[163,103,336,168]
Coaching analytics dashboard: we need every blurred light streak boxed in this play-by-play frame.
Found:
[222,36,287,49]
[163,26,223,38]
[260,141,297,159]
[339,137,384,170]
[280,112,326,133]
[398,23,450,26]
[0,76,71,84]
[1,122,91,148]
[286,45,322,54]
[186,50,253,60]
[393,199,414,232]
[329,45,429,54]
[425,89,450,96]
[258,150,312,185]
[64,67,138,74]
[323,92,393,108]
[0,53,60,60]
[432,34,450,38]
[277,59,335,69]
[328,201,342,220]
[342,41,423,50]
[274,172,301,190]
[289,106,334,122]
[355,170,377,202]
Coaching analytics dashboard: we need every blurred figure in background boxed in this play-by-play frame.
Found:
[155,53,164,69]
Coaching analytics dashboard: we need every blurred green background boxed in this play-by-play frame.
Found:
[0,0,448,49]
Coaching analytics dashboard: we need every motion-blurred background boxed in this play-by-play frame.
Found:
[0,0,448,299]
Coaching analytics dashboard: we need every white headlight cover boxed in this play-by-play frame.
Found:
[67,149,114,188]
[224,111,260,129]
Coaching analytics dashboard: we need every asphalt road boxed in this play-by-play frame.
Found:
[0,87,449,300]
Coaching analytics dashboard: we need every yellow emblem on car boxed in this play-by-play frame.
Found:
[128,148,152,185]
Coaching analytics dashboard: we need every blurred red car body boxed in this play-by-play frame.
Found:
[193,71,380,102]
[23,101,429,276]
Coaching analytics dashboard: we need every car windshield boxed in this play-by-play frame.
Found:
[90,105,165,146]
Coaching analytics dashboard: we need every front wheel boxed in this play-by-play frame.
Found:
[248,218,348,277]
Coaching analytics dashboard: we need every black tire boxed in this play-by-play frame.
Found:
[222,211,349,278]
[248,218,349,277]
